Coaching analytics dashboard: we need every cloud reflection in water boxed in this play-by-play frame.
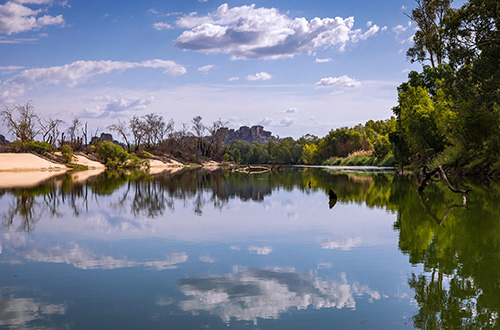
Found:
[177,268,381,325]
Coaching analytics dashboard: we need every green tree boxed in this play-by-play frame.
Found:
[406,0,452,67]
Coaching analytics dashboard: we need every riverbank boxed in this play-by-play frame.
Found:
[0,153,226,188]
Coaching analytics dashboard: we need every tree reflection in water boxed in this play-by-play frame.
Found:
[1,167,500,329]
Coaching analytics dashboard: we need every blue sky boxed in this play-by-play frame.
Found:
[0,0,422,139]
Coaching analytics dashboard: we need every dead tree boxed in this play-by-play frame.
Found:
[418,166,472,204]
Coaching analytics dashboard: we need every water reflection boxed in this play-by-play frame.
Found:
[177,268,381,325]
[1,232,187,270]
[1,167,500,328]
[0,289,66,328]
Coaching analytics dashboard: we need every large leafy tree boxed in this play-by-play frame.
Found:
[406,0,452,67]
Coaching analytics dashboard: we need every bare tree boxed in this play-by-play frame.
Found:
[67,118,82,141]
[67,117,83,149]
[192,115,206,157]
[1,101,39,142]
[39,117,64,146]
[108,119,130,148]
[130,115,145,148]
[81,122,88,146]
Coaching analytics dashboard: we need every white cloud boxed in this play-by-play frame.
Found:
[0,1,64,35]
[198,0,208,2]
[0,65,25,72]
[401,5,407,10]
[153,22,172,30]
[392,21,413,35]
[197,64,215,73]
[14,0,55,4]
[0,35,37,43]
[278,117,295,127]
[315,58,332,63]
[174,3,381,60]
[248,246,272,255]
[246,72,272,81]
[0,59,187,100]
[316,75,361,88]
[228,76,239,81]
[258,117,272,126]
[350,24,380,42]
[80,95,155,118]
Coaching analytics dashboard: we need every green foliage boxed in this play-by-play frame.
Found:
[61,145,73,164]
[9,140,54,154]
[96,141,148,169]
[391,0,500,176]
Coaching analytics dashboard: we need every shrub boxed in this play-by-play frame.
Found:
[97,141,129,168]
[61,145,73,164]
[9,140,54,154]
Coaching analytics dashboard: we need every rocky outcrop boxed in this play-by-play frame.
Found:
[222,125,277,144]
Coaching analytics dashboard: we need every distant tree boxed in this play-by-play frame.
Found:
[1,101,39,142]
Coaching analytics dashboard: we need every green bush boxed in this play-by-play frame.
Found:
[97,141,130,168]
[9,140,54,154]
[61,145,73,164]
[96,141,149,169]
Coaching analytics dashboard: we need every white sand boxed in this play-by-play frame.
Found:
[0,153,67,171]
[73,154,106,169]
[149,159,184,167]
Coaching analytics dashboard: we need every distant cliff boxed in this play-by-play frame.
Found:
[221,125,278,144]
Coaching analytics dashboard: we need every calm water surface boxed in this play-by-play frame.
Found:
[0,167,499,329]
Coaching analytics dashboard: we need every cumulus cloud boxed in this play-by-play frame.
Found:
[174,3,381,60]
[228,76,239,81]
[246,72,271,81]
[315,58,332,63]
[258,116,295,127]
[316,75,361,88]
[153,22,172,30]
[0,1,64,35]
[197,64,215,73]
[0,59,186,100]
[80,95,155,118]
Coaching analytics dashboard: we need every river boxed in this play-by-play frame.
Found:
[0,167,498,329]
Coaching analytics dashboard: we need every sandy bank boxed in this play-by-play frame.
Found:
[0,153,67,171]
